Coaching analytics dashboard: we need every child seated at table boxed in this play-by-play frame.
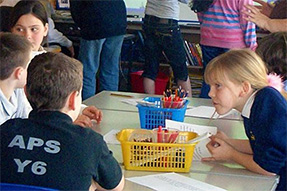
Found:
[202,49,286,191]
[0,52,124,191]
[0,32,33,125]
[0,31,102,126]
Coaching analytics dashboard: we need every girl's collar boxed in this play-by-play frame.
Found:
[241,90,258,119]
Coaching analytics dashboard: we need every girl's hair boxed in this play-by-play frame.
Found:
[205,49,268,90]
[256,32,287,81]
[9,0,48,30]
[190,0,214,13]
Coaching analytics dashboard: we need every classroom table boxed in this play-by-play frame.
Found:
[84,92,279,191]
[83,90,213,112]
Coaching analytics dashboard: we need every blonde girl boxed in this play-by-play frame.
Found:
[204,49,287,191]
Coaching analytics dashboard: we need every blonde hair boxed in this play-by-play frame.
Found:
[205,49,268,90]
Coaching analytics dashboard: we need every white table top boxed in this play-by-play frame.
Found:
[89,109,278,191]
[85,91,278,191]
[83,91,213,112]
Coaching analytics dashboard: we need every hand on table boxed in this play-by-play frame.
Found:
[202,137,234,162]
[74,106,103,128]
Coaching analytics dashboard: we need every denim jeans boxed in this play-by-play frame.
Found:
[142,15,188,82]
[200,45,229,99]
[78,35,124,100]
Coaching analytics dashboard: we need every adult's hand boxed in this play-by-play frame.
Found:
[253,0,274,17]
[243,4,270,30]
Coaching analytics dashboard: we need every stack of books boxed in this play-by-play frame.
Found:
[183,40,203,67]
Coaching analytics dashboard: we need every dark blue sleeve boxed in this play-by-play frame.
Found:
[93,137,122,189]
[251,87,287,174]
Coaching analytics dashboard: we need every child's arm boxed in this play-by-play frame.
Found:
[74,106,103,127]
[81,106,103,124]
[74,114,93,127]
[203,137,275,176]
[214,131,253,154]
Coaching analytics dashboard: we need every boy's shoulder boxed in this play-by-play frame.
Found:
[1,111,102,140]
[0,88,31,125]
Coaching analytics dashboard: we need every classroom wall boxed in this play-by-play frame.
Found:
[124,0,198,23]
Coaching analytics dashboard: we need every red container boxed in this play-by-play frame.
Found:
[130,71,169,95]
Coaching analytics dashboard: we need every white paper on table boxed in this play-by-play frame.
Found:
[165,120,217,161]
[103,130,121,145]
[126,172,227,191]
[185,106,242,120]
[120,98,143,106]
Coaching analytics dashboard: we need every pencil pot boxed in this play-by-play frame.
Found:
[117,129,198,172]
[137,97,189,129]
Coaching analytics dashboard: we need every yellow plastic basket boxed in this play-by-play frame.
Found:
[117,129,198,172]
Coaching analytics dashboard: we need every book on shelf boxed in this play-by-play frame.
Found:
[183,40,195,66]
[183,40,203,67]
[188,42,203,66]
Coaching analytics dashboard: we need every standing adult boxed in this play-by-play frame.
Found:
[70,0,127,100]
[142,0,192,96]
[243,0,287,32]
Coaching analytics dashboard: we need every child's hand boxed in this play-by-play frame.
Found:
[82,106,103,124]
[202,137,234,161]
[74,114,93,128]
[214,131,229,141]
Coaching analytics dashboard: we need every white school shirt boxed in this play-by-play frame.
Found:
[0,88,32,125]
[0,50,45,125]
[145,0,189,20]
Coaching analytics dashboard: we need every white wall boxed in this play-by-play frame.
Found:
[124,0,198,23]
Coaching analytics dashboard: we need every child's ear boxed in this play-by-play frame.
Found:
[67,91,78,111]
[239,81,252,97]
[44,23,49,37]
[14,67,24,80]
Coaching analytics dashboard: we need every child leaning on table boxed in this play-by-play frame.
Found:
[202,49,287,191]
[0,52,124,191]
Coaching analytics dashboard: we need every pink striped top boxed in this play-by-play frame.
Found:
[197,0,257,50]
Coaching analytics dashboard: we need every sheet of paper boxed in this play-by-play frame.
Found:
[185,106,242,120]
[103,130,121,145]
[165,120,217,160]
[126,172,227,191]
[120,98,143,106]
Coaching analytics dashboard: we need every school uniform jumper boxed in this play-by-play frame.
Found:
[242,87,287,191]
[70,0,127,100]
[197,0,257,98]
[0,110,122,190]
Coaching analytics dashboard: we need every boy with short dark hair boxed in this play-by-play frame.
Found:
[0,31,102,127]
[0,32,32,125]
[0,52,124,191]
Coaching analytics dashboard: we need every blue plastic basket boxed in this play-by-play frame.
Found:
[137,97,189,129]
